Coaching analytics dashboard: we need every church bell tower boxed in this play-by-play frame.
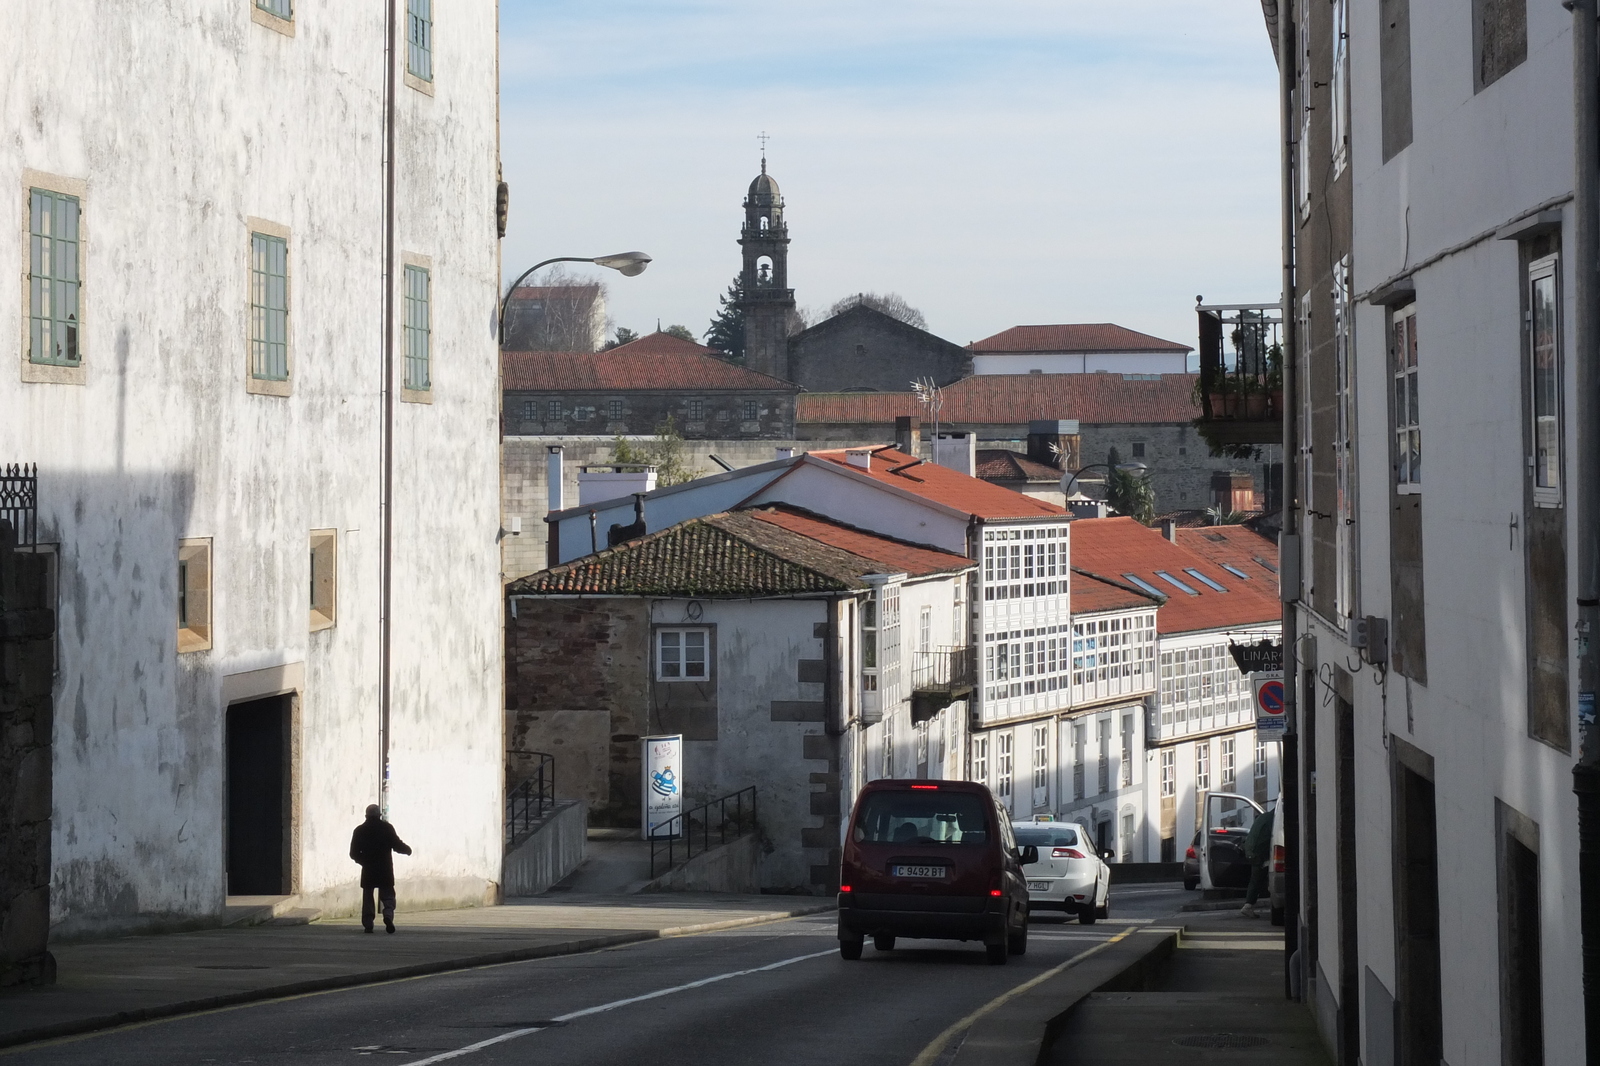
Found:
[737,152,796,380]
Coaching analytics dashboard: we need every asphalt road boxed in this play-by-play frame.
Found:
[12,884,1189,1066]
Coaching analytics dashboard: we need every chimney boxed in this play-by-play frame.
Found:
[931,432,976,477]
[1027,419,1081,471]
[894,415,921,457]
[546,445,565,512]
[845,448,874,470]
[1160,517,1177,542]
[775,446,795,460]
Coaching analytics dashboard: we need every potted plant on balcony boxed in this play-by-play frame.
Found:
[1240,374,1268,420]
[1265,344,1284,417]
[1196,373,1239,418]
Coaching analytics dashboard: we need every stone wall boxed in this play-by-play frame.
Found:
[786,306,971,393]
[1,528,54,987]
[503,388,798,441]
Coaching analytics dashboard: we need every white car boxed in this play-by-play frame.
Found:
[1013,821,1111,924]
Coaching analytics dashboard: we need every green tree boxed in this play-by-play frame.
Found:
[705,276,745,362]
[610,415,696,487]
[605,326,640,350]
[663,324,697,343]
[1107,468,1156,524]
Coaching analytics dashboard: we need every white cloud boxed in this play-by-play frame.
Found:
[500,1,1281,351]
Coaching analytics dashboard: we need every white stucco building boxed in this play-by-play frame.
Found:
[3,0,505,934]
[967,324,1194,376]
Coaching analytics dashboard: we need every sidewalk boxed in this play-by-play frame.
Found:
[1044,910,1332,1064]
[0,893,833,1049]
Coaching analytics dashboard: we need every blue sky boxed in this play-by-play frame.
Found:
[500,2,1281,354]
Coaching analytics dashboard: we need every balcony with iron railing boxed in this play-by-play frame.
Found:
[1194,301,1284,452]
[910,646,977,723]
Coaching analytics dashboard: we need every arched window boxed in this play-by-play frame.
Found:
[758,216,770,231]
[755,256,774,285]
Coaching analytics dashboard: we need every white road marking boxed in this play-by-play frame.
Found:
[397,948,836,1065]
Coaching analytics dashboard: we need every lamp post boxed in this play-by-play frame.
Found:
[1060,461,1149,499]
[498,252,653,345]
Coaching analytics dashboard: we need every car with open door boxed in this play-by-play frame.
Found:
[1268,790,1285,924]
[837,779,1035,965]
[1183,829,1201,889]
[1013,821,1111,923]
[1199,792,1264,891]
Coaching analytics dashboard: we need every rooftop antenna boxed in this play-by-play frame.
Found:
[757,130,770,173]
[911,377,944,459]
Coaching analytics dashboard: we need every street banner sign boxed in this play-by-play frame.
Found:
[1230,639,1283,675]
[641,734,684,840]
[1253,671,1287,734]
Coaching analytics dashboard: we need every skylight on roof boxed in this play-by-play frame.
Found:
[1253,555,1280,574]
[1221,564,1251,580]
[1153,571,1199,596]
[1122,573,1165,598]
[1183,568,1228,592]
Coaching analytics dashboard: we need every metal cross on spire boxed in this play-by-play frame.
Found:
[757,131,770,172]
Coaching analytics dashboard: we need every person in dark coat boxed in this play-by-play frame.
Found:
[349,804,412,933]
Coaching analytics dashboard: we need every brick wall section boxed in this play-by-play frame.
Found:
[0,527,55,987]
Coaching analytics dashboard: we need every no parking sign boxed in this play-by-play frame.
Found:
[1253,671,1287,734]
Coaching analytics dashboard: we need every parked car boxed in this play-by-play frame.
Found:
[1269,792,1285,925]
[837,779,1035,965]
[1200,792,1265,891]
[1183,830,1201,890]
[1013,821,1111,924]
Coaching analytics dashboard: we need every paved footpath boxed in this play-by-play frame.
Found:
[0,894,832,1048]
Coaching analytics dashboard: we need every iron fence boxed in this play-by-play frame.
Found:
[0,464,37,547]
[505,750,555,845]
[911,646,977,693]
[649,786,758,879]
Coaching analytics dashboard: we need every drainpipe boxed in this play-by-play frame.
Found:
[1275,0,1304,1003]
[378,0,398,812]
[1571,1,1600,1057]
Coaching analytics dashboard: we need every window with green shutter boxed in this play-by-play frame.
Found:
[403,264,431,391]
[250,233,289,381]
[28,189,81,367]
[407,0,432,81]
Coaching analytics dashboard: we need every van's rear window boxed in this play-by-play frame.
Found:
[1014,827,1079,848]
[852,791,990,845]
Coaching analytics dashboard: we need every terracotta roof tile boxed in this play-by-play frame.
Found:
[808,447,1067,520]
[1069,517,1279,634]
[975,450,1064,483]
[1174,527,1281,590]
[507,509,968,597]
[606,331,722,358]
[502,347,798,392]
[1070,568,1164,614]
[797,373,1200,425]
[967,323,1192,353]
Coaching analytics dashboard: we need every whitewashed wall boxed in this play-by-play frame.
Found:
[1,0,503,932]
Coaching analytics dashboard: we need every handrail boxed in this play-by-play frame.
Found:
[911,646,977,692]
[649,786,758,879]
[505,750,556,846]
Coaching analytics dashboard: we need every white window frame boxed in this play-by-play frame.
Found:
[1393,303,1420,493]
[1528,254,1563,508]
[996,732,1014,800]
[1333,256,1355,619]
[1332,0,1350,176]
[972,735,989,785]
[1160,749,1176,798]
[656,627,709,682]
[1195,740,1210,793]
[1032,724,1049,793]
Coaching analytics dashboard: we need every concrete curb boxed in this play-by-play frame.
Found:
[0,903,835,1052]
[948,926,1181,1066]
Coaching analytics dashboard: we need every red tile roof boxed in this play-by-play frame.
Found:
[975,450,1064,483]
[606,330,722,358]
[1175,527,1281,590]
[1070,568,1164,614]
[506,508,968,597]
[968,323,1192,353]
[745,506,973,578]
[1069,517,1279,634]
[808,447,1067,521]
[796,373,1200,425]
[502,347,798,392]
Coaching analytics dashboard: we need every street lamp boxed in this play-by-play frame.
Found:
[1060,461,1149,499]
[498,252,653,344]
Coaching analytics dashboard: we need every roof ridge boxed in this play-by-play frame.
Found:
[704,511,879,587]
[740,502,965,558]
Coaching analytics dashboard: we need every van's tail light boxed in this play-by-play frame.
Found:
[1053,847,1086,860]
[1272,844,1285,874]
[989,875,1004,898]
[839,884,852,892]
[910,784,939,790]
[989,889,1003,897]
[1185,845,1196,860]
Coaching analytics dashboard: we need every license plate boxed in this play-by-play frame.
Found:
[892,864,947,879]
[1027,881,1052,892]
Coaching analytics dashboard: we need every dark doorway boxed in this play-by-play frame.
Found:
[1335,696,1360,1066]
[1497,801,1541,1066]
[226,696,290,895]
[1393,757,1442,1065]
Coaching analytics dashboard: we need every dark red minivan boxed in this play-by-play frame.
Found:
[837,779,1036,964]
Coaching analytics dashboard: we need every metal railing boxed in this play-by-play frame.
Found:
[1195,303,1285,424]
[505,750,555,846]
[0,464,37,547]
[649,786,758,879]
[911,646,977,693]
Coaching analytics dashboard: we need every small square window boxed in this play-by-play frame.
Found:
[522,400,536,421]
[403,264,431,393]
[609,399,624,421]
[407,0,432,82]
[657,628,709,681]
[688,399,704,421]
[548,399,562,421]
[1131,441,1145,458]
[310,529,336,631]
[743,401,758,420]
[178,539,213,653]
